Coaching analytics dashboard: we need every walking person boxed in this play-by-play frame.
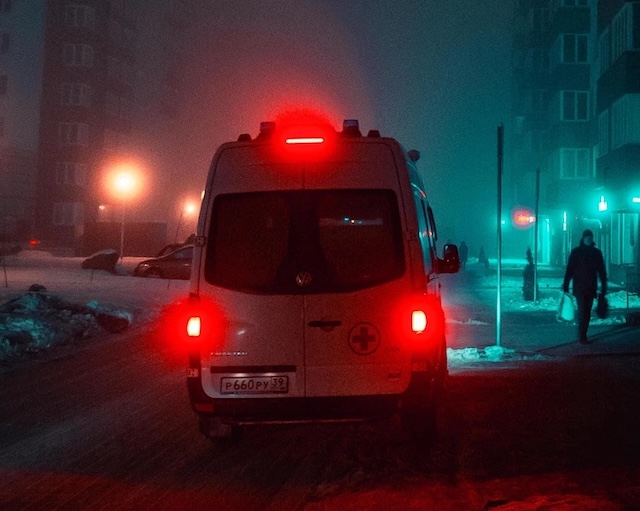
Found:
[459,241,468,271]
[562,229,607,344]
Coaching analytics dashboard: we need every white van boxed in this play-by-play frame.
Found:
[184,119,460,442]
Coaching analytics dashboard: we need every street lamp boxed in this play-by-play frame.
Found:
[174,201,197,243]
[112,169,136,261]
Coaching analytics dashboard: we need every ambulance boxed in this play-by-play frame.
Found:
[183,117,460,442]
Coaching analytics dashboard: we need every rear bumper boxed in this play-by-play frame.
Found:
[187,368,440,426]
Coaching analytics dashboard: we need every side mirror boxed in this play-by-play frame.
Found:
[438,243,460,274]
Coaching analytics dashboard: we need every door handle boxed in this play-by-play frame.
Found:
[308,320,342,328]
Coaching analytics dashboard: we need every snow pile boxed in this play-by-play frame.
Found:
[447,345,550,364]
[0,289,132,361]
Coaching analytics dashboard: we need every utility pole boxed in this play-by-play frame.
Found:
[497,124,504,347]
[534,167,540,302]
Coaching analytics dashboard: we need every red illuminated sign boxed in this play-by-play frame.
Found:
[512,207,535,229]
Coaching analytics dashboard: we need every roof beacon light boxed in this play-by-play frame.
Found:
[342,119,361,137]
[285,136,324,144]
[259,121,276,138]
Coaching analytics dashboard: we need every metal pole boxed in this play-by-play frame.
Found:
[120,199,126,262]
[497,124,504,347]
[174,209,184,243]
[534,167,540,302]
[2,257,7,288]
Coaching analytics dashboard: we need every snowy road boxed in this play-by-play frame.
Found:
[1,325,639,510]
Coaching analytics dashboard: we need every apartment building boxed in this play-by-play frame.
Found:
[511,0,640,287]
[511,0,597,267]
[1,0,192,254]
[0,0,46,244]
[595,0,640,289]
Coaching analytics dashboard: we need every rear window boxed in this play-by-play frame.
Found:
[205,189,404,293]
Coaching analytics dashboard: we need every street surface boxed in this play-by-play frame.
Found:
[1,261,640,510]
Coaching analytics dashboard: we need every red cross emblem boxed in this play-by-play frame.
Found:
[348,323,380,355]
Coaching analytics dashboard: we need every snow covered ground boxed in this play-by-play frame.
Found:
[443,260,639,364]
[0,250,188,361]
[1,250,638,365]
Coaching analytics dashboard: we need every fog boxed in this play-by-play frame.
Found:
[171,0,513,253]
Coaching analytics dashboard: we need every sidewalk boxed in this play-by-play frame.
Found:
[443,260,640,359]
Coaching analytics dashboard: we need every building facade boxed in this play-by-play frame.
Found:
[0,0,46,244]
[595,0,640,289]
[511,0,598,268]
[34,0,136,252]
[511,0,640,288]
[1,0,193,254]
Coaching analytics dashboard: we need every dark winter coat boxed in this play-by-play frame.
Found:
[562,241,607,298]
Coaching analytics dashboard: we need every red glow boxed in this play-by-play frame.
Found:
[155,295,227,360]
[285,137,324,144]
[29,239,40,247]
[276,122,335,158]
[394,293,445,349]
[274,107,337,131]
[411,310,427,333]
[512,207,535,229]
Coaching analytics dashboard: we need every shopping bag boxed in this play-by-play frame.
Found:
[557,292,576,322]
[596,293,609,319]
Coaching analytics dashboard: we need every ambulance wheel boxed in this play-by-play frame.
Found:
[400,405,437,445]
[199,415,242,443]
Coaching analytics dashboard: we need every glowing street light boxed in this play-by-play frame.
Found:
[110,166,138,261]
[174,200,197,243]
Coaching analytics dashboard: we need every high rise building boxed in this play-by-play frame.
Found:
[1,0,193,254]
[595,0,640,289]
[511,0,597,267]
[0,0,46,244]
[511,0,640,288]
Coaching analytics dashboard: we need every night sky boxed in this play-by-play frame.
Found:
[176,1,513,251]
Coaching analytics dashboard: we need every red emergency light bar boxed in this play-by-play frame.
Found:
[285,136,325,144]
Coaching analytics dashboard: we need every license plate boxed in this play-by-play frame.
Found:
[220,376,289,395]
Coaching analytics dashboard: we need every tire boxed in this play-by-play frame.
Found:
[198,415,242,443]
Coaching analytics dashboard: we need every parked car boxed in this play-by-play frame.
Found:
[81,249,119,273]
[155,243,186,258]
[156,235,196,258]
[133,245,193,280]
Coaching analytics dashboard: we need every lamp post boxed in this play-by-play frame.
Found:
[113,170,135,261]
[174,201,197,243]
